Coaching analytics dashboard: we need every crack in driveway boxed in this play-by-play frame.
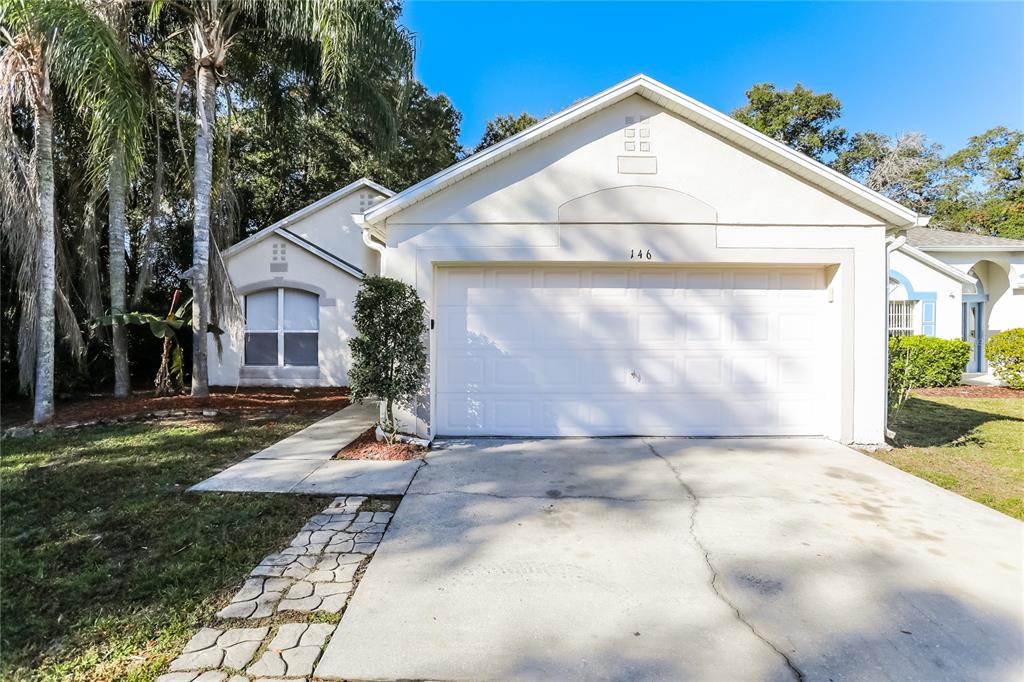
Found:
[643,438,806,682]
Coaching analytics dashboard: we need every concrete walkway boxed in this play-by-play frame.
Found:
[317,437,1024,681]
[962,371,1006,387]
[189,402,421,496]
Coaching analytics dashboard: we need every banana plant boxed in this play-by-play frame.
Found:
[91,289,222,395]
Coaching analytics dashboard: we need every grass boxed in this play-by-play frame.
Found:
[0,415,327,682]
[878,395,1024,519]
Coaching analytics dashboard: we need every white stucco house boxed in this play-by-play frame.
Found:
[210,74,993,445]
[352,74,939,445]
[889,228,1024,374]
[208,178,393,387]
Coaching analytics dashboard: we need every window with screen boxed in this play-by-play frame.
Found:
[244,288,319,366]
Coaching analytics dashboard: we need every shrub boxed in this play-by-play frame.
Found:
[349,276,428,441]
[888,336,971,413]
[986,328,1024,389]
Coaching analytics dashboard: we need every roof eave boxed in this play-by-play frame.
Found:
[918,245,1024,253]
[364,74,920,229]
[896,244,977,284]
[224,178,393,260]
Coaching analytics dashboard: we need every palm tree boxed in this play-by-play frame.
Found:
[95,2,150,398]
[0,0,144,423]
[148,0,415,397]
[107,134,132,396]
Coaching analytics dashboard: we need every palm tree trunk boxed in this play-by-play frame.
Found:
[33,86,56,424]
[107,142,130,397]
[190,64,216,398]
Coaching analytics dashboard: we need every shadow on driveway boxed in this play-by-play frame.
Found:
[316,437,1024,681]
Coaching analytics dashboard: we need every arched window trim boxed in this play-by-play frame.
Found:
[888,270,936,336]
[244,287,319,367]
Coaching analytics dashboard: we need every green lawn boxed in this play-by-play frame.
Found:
[0,415,326,682]
[878,395,1024,520]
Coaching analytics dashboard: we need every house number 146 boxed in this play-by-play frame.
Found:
[630,248,653,260]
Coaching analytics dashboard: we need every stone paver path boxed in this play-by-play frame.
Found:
[158,495,393,682]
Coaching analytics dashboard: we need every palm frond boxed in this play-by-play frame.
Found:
[32,0,146,184]
[0,33,44,392]
[132,102,167,306]
[234,0,414,150]
[77,188,108,329]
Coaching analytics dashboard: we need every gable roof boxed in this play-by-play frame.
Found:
[274,228,364,277]
[905,226,1024,251]
[895,243,977,285]
[363,74,923,229]
[222,177,394,277]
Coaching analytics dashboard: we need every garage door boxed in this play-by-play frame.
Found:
[435,266,829,436]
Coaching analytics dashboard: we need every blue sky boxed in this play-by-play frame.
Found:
[402,1,1024,153]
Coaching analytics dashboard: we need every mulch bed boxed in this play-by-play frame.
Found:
[913,385,1022,399]
[334,426,425,461]
[2,386,349,428]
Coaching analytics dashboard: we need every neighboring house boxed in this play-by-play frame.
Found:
[889,228,1024,374]
[208,178,393,387]
[357,74,929,445]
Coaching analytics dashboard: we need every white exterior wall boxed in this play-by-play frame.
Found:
[933,251,1024,337]
[283,189,386,275]
[888,250,963,339]
[378,96,892,444]
[206,186,388,387]
[208,241,363,388]
[392,96,879,228]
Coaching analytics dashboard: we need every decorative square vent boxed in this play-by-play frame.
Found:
[624,116,652,153]
[270,242,288,272]
[358,192,383,211]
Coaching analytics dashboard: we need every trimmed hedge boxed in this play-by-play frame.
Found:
[888,335,971,413]
[985,328,1024,390]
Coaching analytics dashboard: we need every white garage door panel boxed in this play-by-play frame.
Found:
[436,266,828,436]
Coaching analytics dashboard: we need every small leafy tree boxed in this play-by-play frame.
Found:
[349,276,428,442]
[91,289,222,396]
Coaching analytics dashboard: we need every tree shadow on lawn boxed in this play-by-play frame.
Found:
[890,396,1024,448]
[0,417,324,680]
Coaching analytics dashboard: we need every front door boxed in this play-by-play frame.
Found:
[962,301,984,372]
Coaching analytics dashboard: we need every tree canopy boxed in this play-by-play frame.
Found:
[2,19,1021,413]
[834,131,943,214]
[473,112,539,153]
[733,83,1023,238]
[933,127,1024,239]
[0,1,460,402]
[732,83,847,161]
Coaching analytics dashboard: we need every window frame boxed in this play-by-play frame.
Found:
[887,299,918,338]
[244,288,319,367]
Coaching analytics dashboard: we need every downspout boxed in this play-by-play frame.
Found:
[355,213,387,275]
[883,233,908,441]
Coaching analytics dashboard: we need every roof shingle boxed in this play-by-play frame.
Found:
[906,227,1024,249]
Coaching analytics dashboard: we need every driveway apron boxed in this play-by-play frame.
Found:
[316,437,1024,682]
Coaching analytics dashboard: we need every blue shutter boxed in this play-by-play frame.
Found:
[921,300,935,336]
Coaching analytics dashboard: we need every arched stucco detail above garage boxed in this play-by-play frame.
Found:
[557,185,717,224]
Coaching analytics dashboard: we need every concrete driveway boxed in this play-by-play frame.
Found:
[316,438,1024,681]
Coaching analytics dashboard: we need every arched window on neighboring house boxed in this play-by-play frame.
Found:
[244,288,319,367]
